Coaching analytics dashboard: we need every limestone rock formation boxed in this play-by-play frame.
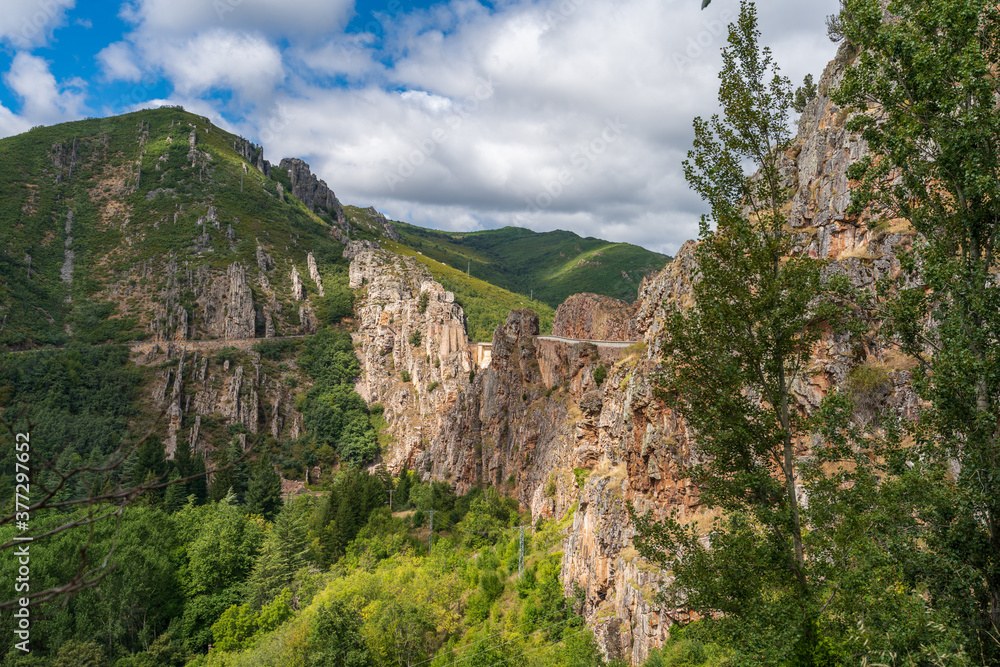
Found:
[224,263,255,339]
[278,157,347,230]
[552,293,640,341]
[307,252,324,297]
[290,266,305,301]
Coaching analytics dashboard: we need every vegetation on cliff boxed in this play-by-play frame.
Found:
[634,1,1000,664]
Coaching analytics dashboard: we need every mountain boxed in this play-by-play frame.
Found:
[0,106,350,349]
[382,219,670,308]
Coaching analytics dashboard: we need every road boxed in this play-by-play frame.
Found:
[534,335,637,349]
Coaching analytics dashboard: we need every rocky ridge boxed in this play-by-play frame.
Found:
[348,42,923,664]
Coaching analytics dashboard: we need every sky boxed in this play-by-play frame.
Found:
[0,0,840,255]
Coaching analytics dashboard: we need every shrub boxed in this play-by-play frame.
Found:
[216,346,240,366]
[401,370,411,383]
[544,476,557,498]
[428,381,440,393]
[253,338,299,360]
[409,330,423,347]
[593,364,608,385]
[417,291,430,313]
[846,363,892,426]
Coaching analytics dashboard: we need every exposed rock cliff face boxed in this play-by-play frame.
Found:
[552,293,640,341]
[279,157,348,232]
[348,42,923,665]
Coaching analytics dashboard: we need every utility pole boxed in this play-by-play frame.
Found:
[519,525,525,575]
[428,510,436,551]
[388,489,394,511]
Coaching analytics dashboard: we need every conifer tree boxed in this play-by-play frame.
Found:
[246,457,283,520]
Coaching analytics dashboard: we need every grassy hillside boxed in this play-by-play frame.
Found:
[378,238,555,341]
[389,221,670,308]
[0,107,344,348]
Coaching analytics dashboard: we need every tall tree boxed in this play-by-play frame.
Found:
[632,2,843,661]
[246,457,283,520]
[837,0,1000,659]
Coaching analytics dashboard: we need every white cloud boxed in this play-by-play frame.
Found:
[92,0,840,255]
[238,0,840,255]
[96,41,144,82]
[151,30,285,99]
[3,53,86,126]
[0,0,75,48]
[120,0,353,39]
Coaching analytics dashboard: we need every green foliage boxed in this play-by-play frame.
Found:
[216,347,241,366]
[409,330,423,347]
[296,328,378,466]
[212,603,259,652]
[52,640,105,667]
[592,365,607,386]
[385,217,670,308]
[401,370,411,383]
[306,599,376,667]
[252,338,301,361]
[318,271,355,325]
[418,291,430,313]
[376,238,555,341]
[631,4,880,663]
[427,381,440,393]
[246,457,284,520]
[792,73,817,113]
[834,0,1000,659]
[572,468,590,490]
[459,487,519,548]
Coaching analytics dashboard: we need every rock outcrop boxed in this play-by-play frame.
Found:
[278,158,347,231]
[223,263,255,339]
[552,293,639,341]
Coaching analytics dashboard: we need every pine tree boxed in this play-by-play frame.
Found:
[246,457,283,520]
[163,469,187,513]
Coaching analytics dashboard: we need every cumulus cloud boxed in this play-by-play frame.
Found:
[120,0,353,39]
[96,41,144,82]
[0,0,75,48]
[152,30,285,99]
[238,0,839,254]
[3,52,86,126]
[85,0,840,254]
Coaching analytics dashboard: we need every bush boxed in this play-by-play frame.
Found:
[401,370,411,383]
[593,364,607,386]
[409,330,423,347]
[253,338,299,360]
[216,347,240,366]
[428,381,440,393]
[417,292,430,313]
[846,363,891,426]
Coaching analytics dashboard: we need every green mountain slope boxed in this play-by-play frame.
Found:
[378,238,555,341]
[387,220,670,308]
[0,107,345,349]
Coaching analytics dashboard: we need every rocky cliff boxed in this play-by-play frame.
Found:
[552,293,640,341]
[348,41,923,664]
[279,157,348,235]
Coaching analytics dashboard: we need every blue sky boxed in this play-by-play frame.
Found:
[0,0,839,254]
